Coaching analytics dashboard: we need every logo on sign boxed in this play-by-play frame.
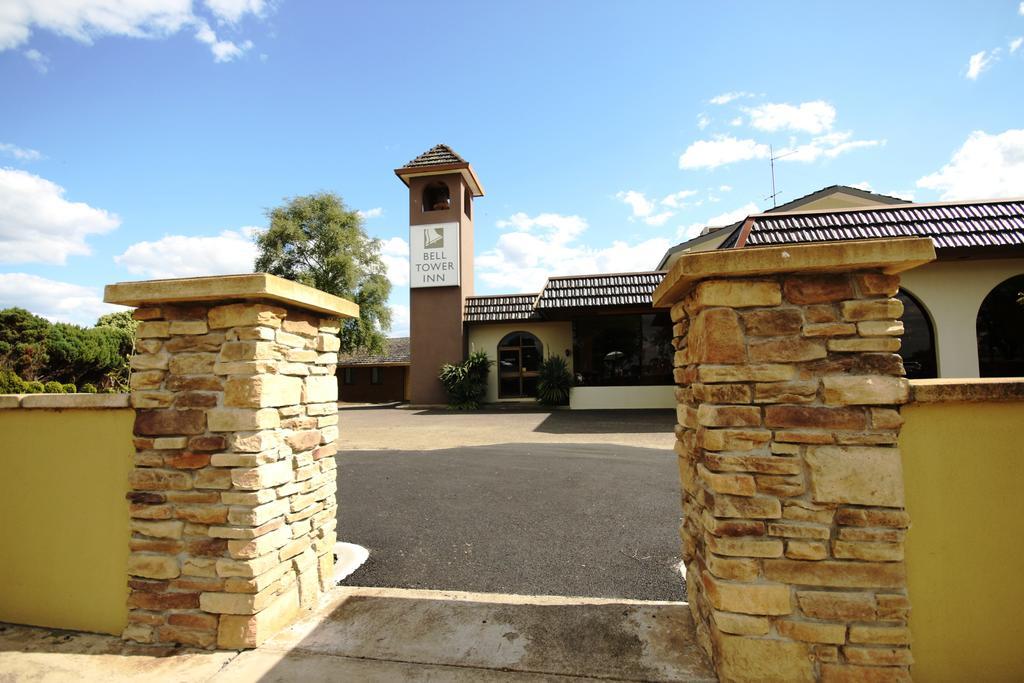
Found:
[424,227,444,249]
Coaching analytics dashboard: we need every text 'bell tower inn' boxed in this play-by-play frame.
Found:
[395,144,484,405]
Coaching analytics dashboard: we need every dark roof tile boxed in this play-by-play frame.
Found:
[743,199,1024,251]
[401,144,467,169]
[464,294,541,322]
[337,337,410,366]
[535,272,666,309]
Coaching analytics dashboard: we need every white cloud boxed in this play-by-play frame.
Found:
[675,202,759,241]
[776,131,885,163]
[115,228,259,278]
[0,273,123,326]
[478,212,670,292]
[0,0,193,50]
[1010,37,1022,54]
[745,101,836,134]
[719,185,733,192]
[23,47,48,73]
[966,49,998,80]
[696,113,710,130]
[0,0,264,62]
[388,303,409,336]
[378,236,409,287]
[616,190,674,226]
[194,20,251,62]
[917,129,1024,199]
[357,207,383,219]
[0,168,119,264]
[850,181,873,191]
[729,117,743,126]
[679,135,770,170]
[887,189,915,201]
[661,189,698,208]
[1020,1,1024,15]
[203,0,264,23]
[709,91,754,106]
[0,142,42,161]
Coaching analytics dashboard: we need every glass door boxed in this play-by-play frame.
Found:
[498,332,543,398]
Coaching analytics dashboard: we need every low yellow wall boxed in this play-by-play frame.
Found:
[0,404,134,635]
[901,398,1024,681]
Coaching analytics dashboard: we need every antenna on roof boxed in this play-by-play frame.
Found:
[764,145,797,208]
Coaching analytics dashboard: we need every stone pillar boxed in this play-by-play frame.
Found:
[653,239,935,682]
[104,275,359,650]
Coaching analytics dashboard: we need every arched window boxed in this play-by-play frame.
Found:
[497,332,542,398]
[422,181,450,212]
[897,288,937,379]
[976,274,1024,377]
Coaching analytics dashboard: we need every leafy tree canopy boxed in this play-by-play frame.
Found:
[254,192,392,354]
[0,308,133,388]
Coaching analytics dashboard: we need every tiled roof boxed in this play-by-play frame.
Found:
[400,144,467,169]
[742,199,1024,251]
[535,272,667,309]
[464,294,541,323]
[337,337,410,366]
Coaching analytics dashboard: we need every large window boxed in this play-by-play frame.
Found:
[897,289,937,379]
[572,313,673,386]
[977,274,1024,377]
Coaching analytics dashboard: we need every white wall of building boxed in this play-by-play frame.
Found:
[569,385,675,410]
[467,321,573,403]
[901,258,1024,378]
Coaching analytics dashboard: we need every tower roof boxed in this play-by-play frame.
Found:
[400,144,467,169]
[394,143,485,196]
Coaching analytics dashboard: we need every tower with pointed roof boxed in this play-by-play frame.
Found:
[395,144,485,404]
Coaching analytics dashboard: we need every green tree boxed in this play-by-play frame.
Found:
[254,192,392,354]
[44,323,127,385]
[0,308,51,379]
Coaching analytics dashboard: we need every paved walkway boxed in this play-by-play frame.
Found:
[0,587,715,682]
[337,406,677,451]
[337,442,686,601]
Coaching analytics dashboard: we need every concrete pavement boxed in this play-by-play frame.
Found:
[0,587,715,682]
[337,407,677,451]
[337,442,686,602]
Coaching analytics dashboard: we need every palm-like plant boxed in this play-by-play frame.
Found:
[536,355,572,407]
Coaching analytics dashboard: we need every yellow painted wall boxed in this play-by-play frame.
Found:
[901,400,1024,681]
[0,408,134,635]
[467,321,572,403]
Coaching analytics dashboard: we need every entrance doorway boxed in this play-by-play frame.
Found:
[497,331,542,398]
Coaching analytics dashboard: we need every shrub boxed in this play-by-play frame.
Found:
[62,383,77,393]
[439,350,494,410]
[44,380,65,393]
[537,355,572,407]
[24,381,44,394]
[0,369,26,394]
[81,383,98,394]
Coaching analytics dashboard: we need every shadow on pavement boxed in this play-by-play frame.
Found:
[533,409,675,435]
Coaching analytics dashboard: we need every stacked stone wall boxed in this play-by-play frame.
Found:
[670,271,913,682]
[122,301,340,649]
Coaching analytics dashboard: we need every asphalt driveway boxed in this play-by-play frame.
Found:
[335,409,685,602]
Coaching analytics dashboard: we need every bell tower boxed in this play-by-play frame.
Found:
[395,144,484,405]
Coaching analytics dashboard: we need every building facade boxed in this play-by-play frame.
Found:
[342,146,1023,407]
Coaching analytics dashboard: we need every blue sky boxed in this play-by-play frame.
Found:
[2,1,1023,334]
